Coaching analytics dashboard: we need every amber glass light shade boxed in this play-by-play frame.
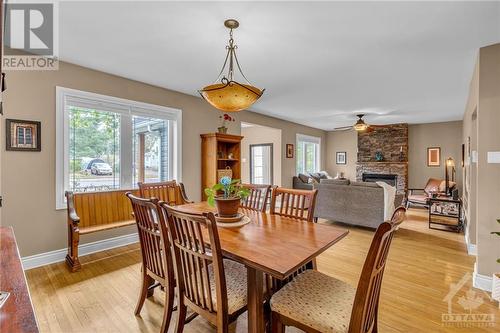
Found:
[199,81,264,112]
[353,121,368,131]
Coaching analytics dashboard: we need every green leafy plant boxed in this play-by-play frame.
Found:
[204,176,250,207]
[491,219,500,264]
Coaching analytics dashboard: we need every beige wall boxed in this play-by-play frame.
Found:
[462,59,479,247]
[241,124,282,186]
[1,61,326,257]
[408,121,463,190]
[462,43,500,278]
[325,130,357,180]
[475,44,500,277]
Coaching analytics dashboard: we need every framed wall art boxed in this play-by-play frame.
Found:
[336,151,347,165]
[427,147,440,167]
[286,144,294,158]
[6,119,41,152]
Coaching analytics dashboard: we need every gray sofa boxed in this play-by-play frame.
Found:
[313,179,401,229]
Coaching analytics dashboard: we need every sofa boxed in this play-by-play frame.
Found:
[313,179,402,229]
[293,171,332,190]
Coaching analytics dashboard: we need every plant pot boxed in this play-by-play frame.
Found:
[217,126,228,134]
[492,273,500,304]
[215,196,240,217]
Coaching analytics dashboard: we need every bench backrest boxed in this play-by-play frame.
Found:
[66,189,139,228]
[138,181,190,205]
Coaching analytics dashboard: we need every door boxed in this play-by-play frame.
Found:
[249,144,273,185]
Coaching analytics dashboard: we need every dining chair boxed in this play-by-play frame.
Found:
[138,180,192,205]
[240,184,272,212]
[126,193,176,333]
[270,187,318,222]
[160,204,248,333]
[270,206,407,333]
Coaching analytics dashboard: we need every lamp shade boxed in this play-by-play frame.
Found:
[199,81,264,112]
[446,157,455,167]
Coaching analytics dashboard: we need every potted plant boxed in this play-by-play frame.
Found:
[491,219,500,306]
[218,113,235,134]
[205,176,249,217]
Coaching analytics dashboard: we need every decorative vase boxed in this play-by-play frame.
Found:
[375,151,384,162]
[492,273,500,305]
[217,126,228,134]
[214,196,240,217]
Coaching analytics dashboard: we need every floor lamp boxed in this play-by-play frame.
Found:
[445,157,455,196]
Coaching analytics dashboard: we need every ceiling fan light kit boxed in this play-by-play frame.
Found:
[198,19,265,112]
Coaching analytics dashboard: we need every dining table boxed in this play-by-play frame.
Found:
[175,201,349,333]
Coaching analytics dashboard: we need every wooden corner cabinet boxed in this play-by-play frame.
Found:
[201,133,243,200]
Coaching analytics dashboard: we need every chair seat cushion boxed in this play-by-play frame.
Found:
[407,194,429,204]
[271,270,355,333]
[209,259,247,315]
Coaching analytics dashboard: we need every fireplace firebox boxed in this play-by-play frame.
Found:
[362,173,397,187]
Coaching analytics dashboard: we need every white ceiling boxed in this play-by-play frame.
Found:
[58,1,500,131]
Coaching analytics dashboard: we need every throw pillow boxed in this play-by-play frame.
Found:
[298,173,310,183]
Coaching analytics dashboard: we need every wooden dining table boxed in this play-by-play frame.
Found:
[175,202,349,333]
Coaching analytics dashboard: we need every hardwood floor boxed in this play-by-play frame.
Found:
[25,208,499,332]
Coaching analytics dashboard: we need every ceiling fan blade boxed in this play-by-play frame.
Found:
[333,126,353,131]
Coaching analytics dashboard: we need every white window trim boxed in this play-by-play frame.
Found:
[296,133,321,174]
[55,86,182,210]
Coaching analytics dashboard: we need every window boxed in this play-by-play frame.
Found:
[56,87,182,209]
[296,134,321,174]
[250,144,273,184]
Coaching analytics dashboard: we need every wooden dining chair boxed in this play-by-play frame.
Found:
[160,204,248,333]
[240,184,272,212]
[270,187,318,222]
[138,180,192,205]
[126,193,176,333]
[270,207,407,333]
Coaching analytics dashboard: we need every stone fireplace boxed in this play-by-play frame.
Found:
[356,124,408,194]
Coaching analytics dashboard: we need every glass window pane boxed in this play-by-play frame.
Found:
[133,116,169,184]
[68,106,120,192]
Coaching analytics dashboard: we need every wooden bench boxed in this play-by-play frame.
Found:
[65,181,192,272]
[65,189,139,272]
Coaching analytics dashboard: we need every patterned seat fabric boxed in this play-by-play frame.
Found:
[270,270,356,333]
[407,193,429,204]
[208,259,247,314]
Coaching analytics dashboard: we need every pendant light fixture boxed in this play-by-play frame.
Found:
[198,19,264,112]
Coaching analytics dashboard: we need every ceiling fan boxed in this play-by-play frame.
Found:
[333,114,382,132]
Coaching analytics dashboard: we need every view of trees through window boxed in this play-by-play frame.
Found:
[68,107,170,193]
[296,136,320,175]
[69,107,120,192]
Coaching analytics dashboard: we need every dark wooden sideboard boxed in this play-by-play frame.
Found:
[0,227,39,332]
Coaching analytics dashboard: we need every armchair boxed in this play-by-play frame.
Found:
[406,178,455,209]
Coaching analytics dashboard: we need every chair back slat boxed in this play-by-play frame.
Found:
[138,180,190,205]
[349,206,406,333]
[161,205,228,316]
[240,184,272,212]
[127,193,173,284]
[270,187,318,222]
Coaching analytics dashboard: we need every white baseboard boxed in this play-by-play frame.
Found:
[464,231,477,256]
[21,233,139,270]
[473,262,493,292]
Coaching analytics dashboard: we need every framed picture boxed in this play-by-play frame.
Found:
[427,147,440,167]
[286,144,294,158]
[6,119,41,151]
[336,151,347,165]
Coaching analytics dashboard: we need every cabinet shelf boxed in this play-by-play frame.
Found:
[218,158,239,162]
